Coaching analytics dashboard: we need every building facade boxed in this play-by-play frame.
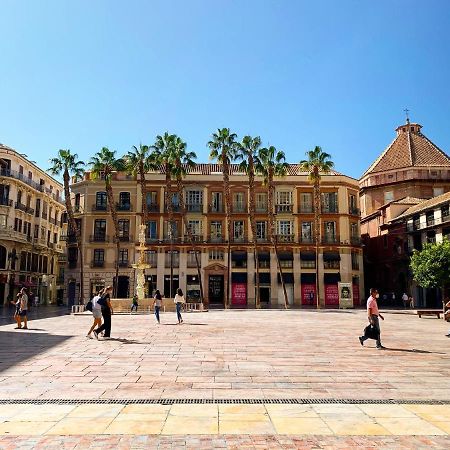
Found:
[360,120,450,302]
[0,144,66,305]
[68,164,363,308]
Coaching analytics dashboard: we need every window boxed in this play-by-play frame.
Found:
[41,226,46,239]
[171,192,179,210]
[187,220,202,237]
[0,214,6,228]
[94,219,106,239]
[233,220,244,241]
[93,249,105,266]
[165,250,179,268]
[118,249,129,265]
[19,165,23,175]
[14,218,22,233]
[53,232,58,244]
[233,192,245,212]
[300,193,312,213]
[349,194,358,214]
[144,250,157,266]
[384,191,394,203]
[322,192,338,213]
[17,190,22,204]
[118,219,130,239]
[146,221,157,240]
[209,249,224,261]
[118,192,131,209]
[277,220,294,241]
[256,221,267,241]
[186,190,203,211]
[210,221,222,241]
[301,222,313,243]
[351,251,359,270]
[441,204,449,220]
[211,192,223,212]
[255,193,267,212]
[164,220,179,239]
[28,171,32,180]
[187,251,201,267]
[323,221,337,243]
[146,191,158,210]
[276,191,293,212]
[95,192,107,210]
[433,187,444,197]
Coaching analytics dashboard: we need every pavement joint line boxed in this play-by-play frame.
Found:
[1,398,450,405]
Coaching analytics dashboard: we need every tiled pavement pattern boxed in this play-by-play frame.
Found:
[0,310,450,447]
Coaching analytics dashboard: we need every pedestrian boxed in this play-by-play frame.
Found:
[18,288,28,329]
[408,296,414,309]
[87,289,103,338]
[444,298,450,337]
[402,292,409,308]
[359,288,385,349]
[93,286,113,340]
[153,289,163,324]
[174,288,185,324]
[11,292,22,329]
[130,293,138,313]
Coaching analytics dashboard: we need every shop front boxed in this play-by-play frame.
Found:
[352,276,360,307]
[301,273,316,306]
[145,274,157,297]
[186,274,201,302]
[255,272,271,306]
[277,272,294,306]
[324,273,341,306]
[231,272,247,307]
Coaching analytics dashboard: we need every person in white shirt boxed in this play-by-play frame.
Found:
[87,289,103,338]
[402,293,409,308]
[174,288,185,324]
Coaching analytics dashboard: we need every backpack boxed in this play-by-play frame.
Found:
[85,301,93,312]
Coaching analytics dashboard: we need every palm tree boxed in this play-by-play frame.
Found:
[208,128,238,309]
[48,149,85,304]
[171,136,204,305]
[257,145,289,309]
[299,146,334,308]
[125,144,152,228]
[151,133,177,298]
[89,147,126,298]
[236,135,262,309]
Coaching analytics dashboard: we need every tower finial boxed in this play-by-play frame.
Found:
[404,107,410,124]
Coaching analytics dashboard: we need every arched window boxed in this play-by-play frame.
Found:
[0,245,7,269]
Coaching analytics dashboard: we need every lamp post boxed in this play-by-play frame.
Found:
[7,249,18,304]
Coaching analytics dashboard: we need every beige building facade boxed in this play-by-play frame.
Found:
[68,164,364,308]
[0,144,66,305]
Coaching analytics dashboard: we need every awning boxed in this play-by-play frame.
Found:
[301,273,316,284]
[254,273,271,284]
[300,252,316,261]
[278,251,293,261]
[231,252,247,262]
[257,251,270,261]
[324,273,341,284]
[277,273,294,284]
[232,272,247,283]
[323,251,341,262]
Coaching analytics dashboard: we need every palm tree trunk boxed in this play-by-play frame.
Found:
[314,177,321,308]
[164,164,174,298]
[64,170,84,304]
[268,173,288,309]
[140,163,148,230]
[223,158,231,309]
[248,159,259,309]
[177,174,204,306]
[106,182,120,298]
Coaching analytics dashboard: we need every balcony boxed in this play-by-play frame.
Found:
[73,205,83,213]
[184,234,203,242]
[301,236,315,244]
[232,236,246,243]
[276,234,295,243]
[232,203,246,213]
[89,234,109,243]
[256,236,269,243]
[42,212,48,220]
[299,205,313,214]
[15,202,34,215]
[117,260,129,268]
[147,204,159,212]
[209,204,224,213]
[60,233,77,244]
[276,204,293,213]
[186,204,202,213]
[116,203,132,212]
[0,168,44,192]
[426,217,435,227]
[350,236,361,245]
[322,234,340,244]
[209,235,224,243]
[349,207,360,215]
[145,237,158,244]
[48,217,57,225]
[118,234,133,242]
[255,205,268,213]
[322,205,339,214]
[0,198,12,207]
[90,260,105,268]
[92,203,108,212]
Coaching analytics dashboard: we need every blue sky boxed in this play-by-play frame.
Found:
[1,0,449,179]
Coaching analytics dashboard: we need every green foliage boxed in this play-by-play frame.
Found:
[299,146,334,182]
[48,149,85,181]
[410,239,450,289]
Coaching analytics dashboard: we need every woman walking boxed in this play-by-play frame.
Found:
[174,288,185,324]
[93,286,113,340]
[153,289,163,324]
[87,289,103,338]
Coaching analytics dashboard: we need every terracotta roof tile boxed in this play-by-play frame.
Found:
[363,123,450,176]
[394,191,450,220]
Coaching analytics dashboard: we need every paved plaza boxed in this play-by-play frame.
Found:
[0,309,450,448]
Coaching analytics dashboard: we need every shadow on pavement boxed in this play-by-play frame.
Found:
[0,331,72,374]
[384,347,446,355]
[0,305,70,325]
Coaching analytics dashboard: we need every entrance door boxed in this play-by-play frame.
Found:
[259,287,270,305]
[209,275,224,306]
[117,276,129,298]
[68,281,76,307]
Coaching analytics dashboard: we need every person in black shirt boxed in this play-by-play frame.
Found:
[93,286,113,340]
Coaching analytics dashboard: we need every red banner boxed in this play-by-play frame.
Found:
[353,284,360,307]
[301,284,316,305]
[325,284,339,306]
[232,283,247,306]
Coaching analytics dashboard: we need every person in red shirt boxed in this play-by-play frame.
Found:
[359,288,385,349]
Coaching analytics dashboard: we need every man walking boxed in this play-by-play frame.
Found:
[359,288,385,349]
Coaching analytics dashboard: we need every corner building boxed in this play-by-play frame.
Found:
[68,164,363,308]
[0,144,66,305]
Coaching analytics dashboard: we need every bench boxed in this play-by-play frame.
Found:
[416,309,442,319]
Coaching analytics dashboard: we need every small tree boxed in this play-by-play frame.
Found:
[410,239,450,307]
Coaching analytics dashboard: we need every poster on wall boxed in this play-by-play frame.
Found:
[301,284,316,305]
[324,284,339,306]
[338,282,353,309]
[352,284,360,307]
[232,283,247,306]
